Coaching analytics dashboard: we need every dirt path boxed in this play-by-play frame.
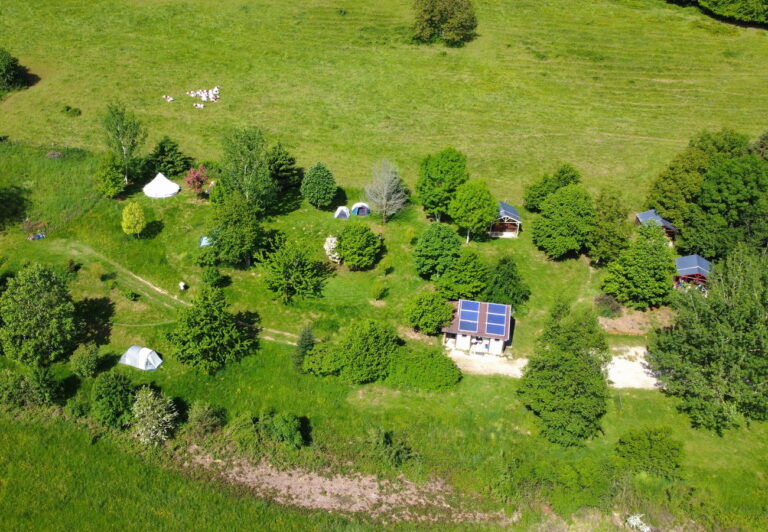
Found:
[447,350,528,377]
[186,446,512,524]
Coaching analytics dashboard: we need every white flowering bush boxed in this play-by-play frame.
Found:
[324,236,341,264]
[131,386,178,446]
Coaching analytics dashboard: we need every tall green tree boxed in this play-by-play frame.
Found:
[523,163,581,212]
[102,102,147,183]
[481,256,531,309]
[293,326,315,372]
[649,244,768,433]
[519,302,608,446]
[412,0,478,46]
[336,223,383,270]
[531,184,596,259]
[588,188,631,266]
[145,136,193,178]
[413,223,462,280]
[436,248,488,300]
[167,286,258,374]
[0,264,77,366]
[209,192,264,268]
[95,152,126,199]
[300,163,337,209]
[263,241,329,303]
[337,320,400,384]
[91,372,134,429]
[602,224,675,310]
[415,147,469,221]
[219,127,276,211]
[121,201,146,238]
[0,48,25,91]
[404,292,454,335]
[267,142,303,192]
[448,180,497,243]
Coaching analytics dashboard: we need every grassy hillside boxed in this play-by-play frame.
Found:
[1,0,767,204]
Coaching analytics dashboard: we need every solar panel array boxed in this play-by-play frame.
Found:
[486,304,507,337]
[458,300,479,333]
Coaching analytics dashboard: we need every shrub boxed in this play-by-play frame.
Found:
[61,105,82,117]
[121,288,140,301]
[257,411,305,449]
[300,163,337,208]
[293,326,314,372]
[131,386,178,446]
[523,163,581,212]
[91,372,135,429]
[404,292,453,335]
[614,427,683,480]
[187,401,226,436]
[366,426,414,468]
[263,241,330,303]
[436,248,488,300]
[0,48,24,91]
[26,366,59,406]
[65,394,91,418]
[0,370,30,409]
[70,343,101,379]
[95,153,126,198]
[413,223,462,279]
[387,347,461,391]
[184,165,209,196]
[336,223,383,271]
[121,201,146,237]
[201,266,225,287]
[594,294,622,318]
[337,320,400,384]
[302,343,345,377]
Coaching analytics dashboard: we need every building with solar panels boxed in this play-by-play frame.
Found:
[441,299,512,355]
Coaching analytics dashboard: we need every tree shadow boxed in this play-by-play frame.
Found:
[141,220,164,240]
[57,375,81,404]
[327,187,348,210]
[269,187,303,216]
[0,186,31,230]
[298,416,313,446]
[235,310,262,349]
[75,297,115,346]
[97,352,120,373]
[19,67,41,89]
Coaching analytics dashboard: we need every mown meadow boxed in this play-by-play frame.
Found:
[1,0,768,529]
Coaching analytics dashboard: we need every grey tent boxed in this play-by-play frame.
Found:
[334,206,350,219]
[119,345,163,371]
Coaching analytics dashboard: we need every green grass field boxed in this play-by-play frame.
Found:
[2,0,768,203]
[1,0,768,529]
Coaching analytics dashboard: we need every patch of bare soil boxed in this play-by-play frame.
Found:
[599,307,674,335]
[447,350,529,377]
[185,446,514,524]
[398,326,432,342]
[606,346,659,390]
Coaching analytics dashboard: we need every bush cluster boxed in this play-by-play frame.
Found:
[387,347,461,391]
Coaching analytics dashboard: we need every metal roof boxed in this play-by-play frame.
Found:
[676,254,711,277]
[636,209,678,232]
[498,201,521,223]
[443,299,512,341]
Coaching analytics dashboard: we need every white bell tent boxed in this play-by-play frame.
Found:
[143,173,180,198]
[119,345,163,371]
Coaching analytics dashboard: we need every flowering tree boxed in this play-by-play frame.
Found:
[185,165,209,196]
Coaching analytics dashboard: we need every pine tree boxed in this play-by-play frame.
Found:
[300,163,337,209]
[293,326,315,372]
[145,136,193,177]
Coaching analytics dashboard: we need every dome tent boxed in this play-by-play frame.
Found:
[143,173,180,198]
[351,202,370,216]
[334,206,350,219]
[119,345,163,371]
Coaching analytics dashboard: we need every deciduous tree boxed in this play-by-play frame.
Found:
[602,224,675,310]
[337,320,400,384]
[649,244,768,432]
[523,163,581,212]
[404,292,454,334]
[263,241,329,303]
[0,48,25,91]
[415,147,469,221]
[95,152,126,199]
[131,386,178,446]
[219,127,276,210]
[0,264,77,366]
[482,256,531,309]
[448,180,497,242]
[436,248,488,300]
[102,102,147,182]
[121,201,146,238]
[209,192,264,267]
[92,372,134,429]
[531,184,596,259]
[413,0,478,46]
[365,159,408,223]
[588,188,631,266]
[413,223,462,279]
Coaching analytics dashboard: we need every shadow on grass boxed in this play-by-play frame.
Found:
[0,185,31,229]
[75,297,115,346]
[141,220,164,239]
[97,352,120,373]
[269,187,303,216]
[58,374,81,404]
[299,416,313,446]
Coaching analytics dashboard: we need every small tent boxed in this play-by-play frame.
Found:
[143,173,180,198]
[119,345,163,371]
[351,202,370,216]
[334,206,350,219]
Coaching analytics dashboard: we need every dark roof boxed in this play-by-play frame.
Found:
[497,201,521,223]
[442,300,512,341]
[676,254,711,277]
[636,209,678,233]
